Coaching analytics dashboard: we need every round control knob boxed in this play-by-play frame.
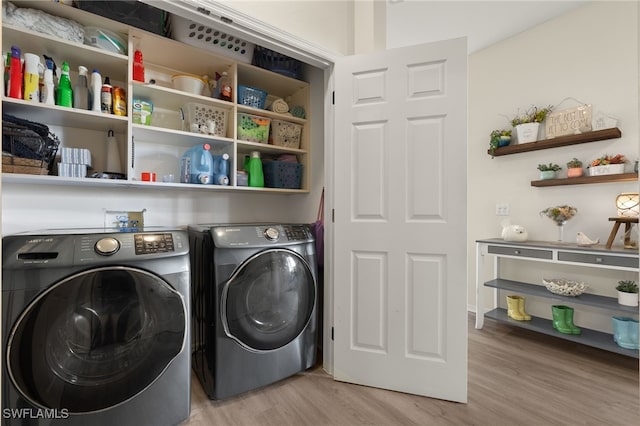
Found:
[264,227,279,241]
[95,237,120,256]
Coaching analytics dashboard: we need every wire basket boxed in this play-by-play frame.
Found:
[2,114,60,174]
[270,120,302,149]
[181,102,229,137]
[237,85,268,109]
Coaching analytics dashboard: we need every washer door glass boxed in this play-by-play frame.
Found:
[7,266,185,413]
[223,249,315,351]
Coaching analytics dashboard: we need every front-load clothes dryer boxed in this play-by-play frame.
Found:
[1,229,191,426]
[188,223,318,400]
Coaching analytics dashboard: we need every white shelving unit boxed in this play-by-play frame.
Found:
[475,238,639,358]
[2,1,310,193]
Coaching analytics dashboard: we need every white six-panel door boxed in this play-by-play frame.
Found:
[333,37,468,402]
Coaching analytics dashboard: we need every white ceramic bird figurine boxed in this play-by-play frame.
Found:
[576,232,599,247]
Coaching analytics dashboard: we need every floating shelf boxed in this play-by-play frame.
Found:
[531,172,638,187]
[488,127,622,157]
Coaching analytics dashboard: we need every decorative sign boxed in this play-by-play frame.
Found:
[545,104,592,138]
[592,111,618,131]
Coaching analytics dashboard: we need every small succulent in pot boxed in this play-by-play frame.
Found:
[489,129,512,158]
[537,163,562,172]
[537,163,561,180]
[566,158,584,178]
[616,280,638,293]
[510,105,554,127]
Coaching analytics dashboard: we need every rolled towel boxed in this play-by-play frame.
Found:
[290,105,306,119]
[268,98,289,114]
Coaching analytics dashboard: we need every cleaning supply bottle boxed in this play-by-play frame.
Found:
[56,61,73,107]
[180,144,214,184]
[212,153,230,185]
[22,53,40,102]
[41,61,55,105]
[4,52,11,96]
[90,69,102,112]
[101,76,113,113]
[247,151,264,187]
[132,50,145,82]
[8,46,23,99]
[219,71,232,102]
[73,65,89,110]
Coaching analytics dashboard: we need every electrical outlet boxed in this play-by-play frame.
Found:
[496,203,510,216]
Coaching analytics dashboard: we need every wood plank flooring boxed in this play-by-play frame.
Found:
[184,314,639,425]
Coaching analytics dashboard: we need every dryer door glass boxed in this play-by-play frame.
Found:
[7,266,186,413]
[223,249,315,351]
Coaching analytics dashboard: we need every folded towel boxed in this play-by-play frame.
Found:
[290,105,306,119]
[268,98,289,114]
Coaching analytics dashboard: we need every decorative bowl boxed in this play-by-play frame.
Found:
[543,278,586,297]
[171,74,205,95]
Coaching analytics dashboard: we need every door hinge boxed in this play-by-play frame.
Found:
[196,7,211,15]
[332,209,335,223]
[332,91,335,105]
[331,327,334,341]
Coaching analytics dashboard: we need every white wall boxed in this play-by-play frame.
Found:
[220,0,355,55]
[388,1,639,332]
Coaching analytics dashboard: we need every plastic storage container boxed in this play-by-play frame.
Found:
[270,120,302,148]
[237,113,270,143]
[237,85,268,109]
[263,161,303,189]
[181,102,229,137]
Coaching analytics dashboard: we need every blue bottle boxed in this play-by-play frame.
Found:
[212,153,230,185]
[180,143,213,184]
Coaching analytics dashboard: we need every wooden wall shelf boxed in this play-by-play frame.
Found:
[488,127,622,157]
[531,172,638,187]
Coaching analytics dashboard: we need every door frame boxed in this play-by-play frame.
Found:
[141,0,340,374]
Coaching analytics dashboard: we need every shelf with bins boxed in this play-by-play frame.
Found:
[2,2,312,193]
[476,239,639,358]
[487,128,622,157]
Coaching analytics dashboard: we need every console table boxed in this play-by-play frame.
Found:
[476,238,639,358]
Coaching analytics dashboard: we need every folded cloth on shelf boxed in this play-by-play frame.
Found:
[290,105,306,119]
[268,98,289,114]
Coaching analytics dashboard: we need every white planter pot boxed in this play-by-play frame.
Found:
[617,290,639,307]
[588,164,625,176]
[515,122,540,143]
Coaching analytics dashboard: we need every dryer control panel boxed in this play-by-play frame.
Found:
[210,224,313,248]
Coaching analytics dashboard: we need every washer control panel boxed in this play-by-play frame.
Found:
[283,225,311,241]
[94,237,120,256]
[134,233,175,255]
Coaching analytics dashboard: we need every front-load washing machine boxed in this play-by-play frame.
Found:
[188,223,317,400]
[2,229,191,426]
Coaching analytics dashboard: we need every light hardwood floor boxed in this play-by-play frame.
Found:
[184,314,639,425]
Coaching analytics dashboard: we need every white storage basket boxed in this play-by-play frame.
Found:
[171,15,254,63]
[181,103,230,137]
[270,120,302,149]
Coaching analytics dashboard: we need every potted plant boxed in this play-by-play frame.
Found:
[537,163,561,180]
[589,154,626,176]
[566,158,583,178]
[489,129,512,158]
[616,280,638,306]
[510,104,553,144]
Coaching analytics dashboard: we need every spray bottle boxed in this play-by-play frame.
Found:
[41,59,55,105]
[23,53,40,102]
[56,61,73,107]
[73,66,89,110]
[89,69,102,112]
